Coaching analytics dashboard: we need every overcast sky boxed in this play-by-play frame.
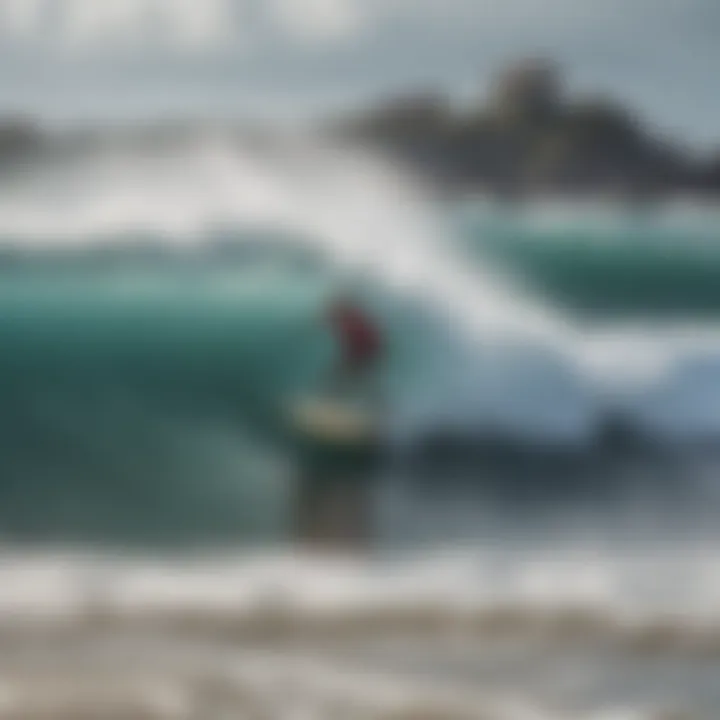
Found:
[0,0,717,147]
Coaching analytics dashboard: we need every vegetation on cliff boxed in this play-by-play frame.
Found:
[332,60,717,199]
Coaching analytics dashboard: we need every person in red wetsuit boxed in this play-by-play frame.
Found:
[326,298,383,393]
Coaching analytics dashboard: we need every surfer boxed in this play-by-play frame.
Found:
[325,297,383,395]
[290,298,384,550]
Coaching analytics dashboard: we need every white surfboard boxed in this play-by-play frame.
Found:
[289,397,378,445]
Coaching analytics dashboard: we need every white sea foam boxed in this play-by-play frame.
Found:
[0,547,714,718]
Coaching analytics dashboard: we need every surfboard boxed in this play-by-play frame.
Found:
[289,397,378,446]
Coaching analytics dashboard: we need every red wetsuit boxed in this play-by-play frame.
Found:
[328,304,382,371]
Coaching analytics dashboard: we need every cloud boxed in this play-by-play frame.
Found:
[0,0,239,51]
[0,0,708,57]
[266,0,364,42]
[59,0,155,47]
[0,0,46,39]
[0,0,367,51]
[158,0,237,48]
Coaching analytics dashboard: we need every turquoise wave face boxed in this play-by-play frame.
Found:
[459,206,720,319]
[1,138,720,548]
[0,250,440,547]
[2,204,720,546]
[0,264,332,545]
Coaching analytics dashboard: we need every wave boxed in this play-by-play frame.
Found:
[1,133,720,526]
[4,132,720,447]
[460,202,720,319]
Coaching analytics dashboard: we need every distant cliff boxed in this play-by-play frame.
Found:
[331,60,718,200]
[0,117,43,166]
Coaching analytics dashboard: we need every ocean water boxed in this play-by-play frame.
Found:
[1,132,720,718]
